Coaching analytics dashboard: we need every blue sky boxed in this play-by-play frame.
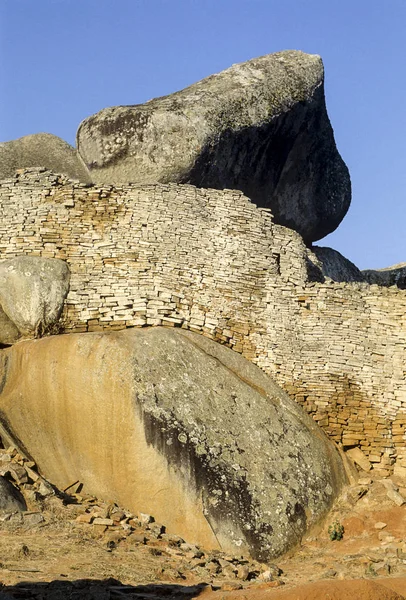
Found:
[1,0,405,269]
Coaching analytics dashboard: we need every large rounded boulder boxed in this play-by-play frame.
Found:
[0,327,346,560]
[0,256,70,337]
[0,133,92,183]
[77,50,351,242]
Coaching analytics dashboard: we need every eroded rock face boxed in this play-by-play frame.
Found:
[0,134,92,183]
[0,327,346,560]
[0,307,20,346]
[310,246,365,283]
[363,263,406,289]
[77,50,351,243]
[0,256,70,337]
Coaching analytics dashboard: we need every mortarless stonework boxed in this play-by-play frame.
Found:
[0,168,405,476]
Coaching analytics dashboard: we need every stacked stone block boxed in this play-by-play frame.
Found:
[0,168,405,475]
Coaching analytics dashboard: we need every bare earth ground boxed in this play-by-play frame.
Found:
[0,451,405,599]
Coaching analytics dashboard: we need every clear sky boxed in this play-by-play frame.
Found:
[1,0,405,270]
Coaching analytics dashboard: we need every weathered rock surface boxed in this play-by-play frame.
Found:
[0,306,20,345]
[363,263,406,289]
[0,327,346,560]
[77,50,351,243]
[309,246,365,283]
[0,133,92,183]
[0,256,70,336]
[0,476,27,512]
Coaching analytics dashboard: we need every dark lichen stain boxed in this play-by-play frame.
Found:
[136,398,275,562]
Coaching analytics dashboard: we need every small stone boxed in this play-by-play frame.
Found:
[345,447,371,472]
[25,466,39,482]
[221,581,243,591]
[127,534,147,545]
[267,563,283,577]
[222,565,237,579]
[374,522,387,530]
[358,477,372,486]
[23,512,44,526]
[0,513,12,522]
[380,479,397,491]
[92,506,109,519]
[75,513,93,524]
[128,519,139,528]
[160,533,184,546]
[218,558,232,569]
[180,543,200,553]
[139,512,154,524]
[258,570,274,582]
[18,544,30,558]
[9,464,29,484]
[374,561,391,576]
[206,561,220,575]
[165,546,185,557]
[386,488,405,506]
[191,558,206,568]
[110,510,125,522]
[322,568,337,578]
[93,517,113,526]
[253,580,284,589]
[38,481,54,497]
[105,531,124,546]
[148,522,165,536]
[93,525,107,534]
[237,565,250,580]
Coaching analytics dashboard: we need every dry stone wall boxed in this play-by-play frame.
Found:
[1,168,405,476]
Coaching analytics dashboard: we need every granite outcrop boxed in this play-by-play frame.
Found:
[363,263,406,289]
[0,327,346,560]
[310,246,365,283]
[0,133,92,184]
[77,50,351,243]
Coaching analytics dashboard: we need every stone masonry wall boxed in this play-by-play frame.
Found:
[1,168,405,476]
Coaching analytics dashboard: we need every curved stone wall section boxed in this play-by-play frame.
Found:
[0,168,405,475]
[261,283,406,477]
